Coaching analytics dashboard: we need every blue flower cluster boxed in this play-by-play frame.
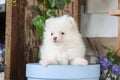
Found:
[98,56,111,69]
[111,65,120,75]
[0,43,5,72]
[98,56,120,75]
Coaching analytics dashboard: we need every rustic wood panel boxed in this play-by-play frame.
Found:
[5,0,27,80]
[25,0,40,63]
[5,0,12,80]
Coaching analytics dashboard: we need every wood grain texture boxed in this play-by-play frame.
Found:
[109,10,120,16]
[11,0,26,79]
[5,0,12,80]
[25,0,40,63]
[5,0,27,80]
[118,0,120,56]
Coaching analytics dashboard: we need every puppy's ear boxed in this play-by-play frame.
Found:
[68,16,79,33]
[68,16,78,28]
[68,16,75,25]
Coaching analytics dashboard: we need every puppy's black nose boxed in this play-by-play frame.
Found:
[53,37,57,41]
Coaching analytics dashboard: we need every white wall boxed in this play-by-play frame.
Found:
[80,6,118,37]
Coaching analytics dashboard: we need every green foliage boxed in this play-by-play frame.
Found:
[32,15,45,40]
[101,45,120,66]
[31,0,71,41]
[46,10,57,17]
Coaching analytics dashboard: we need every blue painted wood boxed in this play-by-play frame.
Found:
[27,78,99,80]
[26,63,100,80]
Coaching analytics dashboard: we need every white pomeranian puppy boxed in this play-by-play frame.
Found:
[39,15,88,66]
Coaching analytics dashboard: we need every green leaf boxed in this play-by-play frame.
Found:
[55,0,65,10]
[31,6,42,15]
[41,10,47,19]
[32,15,45,40]
[64,0,71,4]
[101,45,111,51]
[48,0,56,8]
[44,0,52,8]
[39,0,44,3]
[46,10,57,17]
[106,51,114,62]
[112,53,120,65]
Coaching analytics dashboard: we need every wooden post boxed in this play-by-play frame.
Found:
[109,0,120,56]
[118,0,120,56]
[5,0,27,80]
[5,0,12,80]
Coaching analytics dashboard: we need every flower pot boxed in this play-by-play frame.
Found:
[26,63,100,80]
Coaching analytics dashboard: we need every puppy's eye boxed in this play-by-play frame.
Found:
[51,33,53,36]
[61,32,65,35]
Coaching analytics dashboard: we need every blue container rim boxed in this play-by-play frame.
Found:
[26,63,100,79]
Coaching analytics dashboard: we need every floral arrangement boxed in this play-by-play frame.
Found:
[98,45,120,80]
[0,43,5,72]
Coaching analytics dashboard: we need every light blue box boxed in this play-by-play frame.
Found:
[26,63,100,80]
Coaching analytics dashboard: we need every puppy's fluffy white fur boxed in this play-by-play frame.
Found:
[39,15,88,66]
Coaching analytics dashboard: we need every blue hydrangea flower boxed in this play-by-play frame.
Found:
[111,65,120,75]
[98,56,111,69]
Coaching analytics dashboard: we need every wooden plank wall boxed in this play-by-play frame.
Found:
[5,0,80,80]
[5,0,12,80]
[5,0,26,80]
[24,0,40,63]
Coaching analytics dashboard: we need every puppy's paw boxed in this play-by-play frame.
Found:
[71,58,88,66]
[39,59,58,66]
[39,60,49,66]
